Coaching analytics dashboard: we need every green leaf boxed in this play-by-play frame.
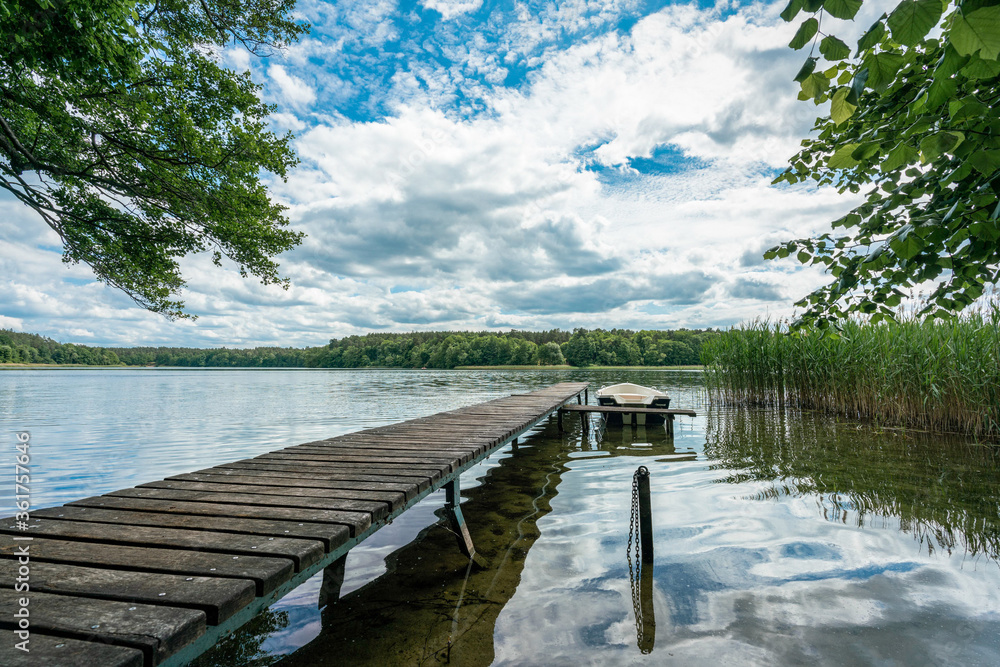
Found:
[890,228,924,260]
[949,97,988,120]
[925,76,957,110]
[846,68,869,105]
[833,213,862,228]
[950,7,1000,60]
[781,0,804,22]
[919,131,965,162]
[804,0,824,11]
[934,45,968,79]
[961,54,1000,79]
[887,0,943,47]
[828,143,861,169]
[799,72,831,100]
[858,18,887,52]
[824,0,863,20]
[880,142,918,172]
[863,52,905,92]
[970,150,1000,176]
[830,87,857,124]
[790,18,819,50]
[797,250,811,263]
[820,35,851,61]
[851,142,881,161]
[904,117,934,136]
[794,57,818,82]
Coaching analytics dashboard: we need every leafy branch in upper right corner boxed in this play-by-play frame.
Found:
[770,0,1000,328]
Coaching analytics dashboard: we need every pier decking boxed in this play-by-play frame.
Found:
[0,382,590,667]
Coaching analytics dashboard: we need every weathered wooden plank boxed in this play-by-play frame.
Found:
[390,418,528,425]
[0,518,323,572]
[299,444,487,460]
[32,505,350,552]
[0,630,144,667]
[278,446,476,466]
[229,456,446,473]
[256,452,460,470]
[174,468,417,500]
[358,426,517,436]
[106,487,388,523]
[256,454,464,472]
[263,449,464,463]
[219,459,445,483]
[0,560,253,625]
[342,419,508,428]
[309,446,490,459]
[138,480,406,512]
[326,429,499,439]
[207,461,437,486]
[340,425,507,433]
[299,439,490,451]
[0,535,292,596]
[187,467,429,496]
[290,442,487,456]
[302,435,490,445]
[0,589,204,665]
[68,495,371,537]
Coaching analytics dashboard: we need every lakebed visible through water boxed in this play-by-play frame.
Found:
[2,368,999,666]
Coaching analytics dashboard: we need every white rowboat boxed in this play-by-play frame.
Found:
[595,383,671,426]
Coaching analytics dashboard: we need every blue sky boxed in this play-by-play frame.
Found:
[0,0,891,347]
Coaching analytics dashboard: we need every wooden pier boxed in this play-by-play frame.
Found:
[0,382,589,667]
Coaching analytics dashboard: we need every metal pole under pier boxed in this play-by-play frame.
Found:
[445,478,485,569]
[637,468,654,564]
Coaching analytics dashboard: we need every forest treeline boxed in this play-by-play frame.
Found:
[1,328,718,368]
[0,330,122,365]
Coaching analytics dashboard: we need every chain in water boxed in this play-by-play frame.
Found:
[627,467,644,650]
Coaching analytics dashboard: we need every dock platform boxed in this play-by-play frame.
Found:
[558,403,697,434]
[0,382,589,666]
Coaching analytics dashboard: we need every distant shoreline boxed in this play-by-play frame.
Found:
[1,363,705,371]
[0,363,134,369]
[453,364,704,370]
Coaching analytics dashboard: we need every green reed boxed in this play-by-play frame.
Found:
[702,309,1000,437]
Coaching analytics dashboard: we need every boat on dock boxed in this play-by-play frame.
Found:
[596,383,671,426]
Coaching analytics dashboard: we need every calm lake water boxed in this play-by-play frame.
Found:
[2,368,1000,666]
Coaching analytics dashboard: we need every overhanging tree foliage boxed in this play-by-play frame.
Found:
[1,0,307,317]
[769,0,1000,326]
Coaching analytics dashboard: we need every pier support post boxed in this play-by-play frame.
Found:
[445,478,484,568]
[558,409,564,432]
[318,554,348,609]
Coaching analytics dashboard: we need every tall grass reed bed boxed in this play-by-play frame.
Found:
[702,312,1000,438]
